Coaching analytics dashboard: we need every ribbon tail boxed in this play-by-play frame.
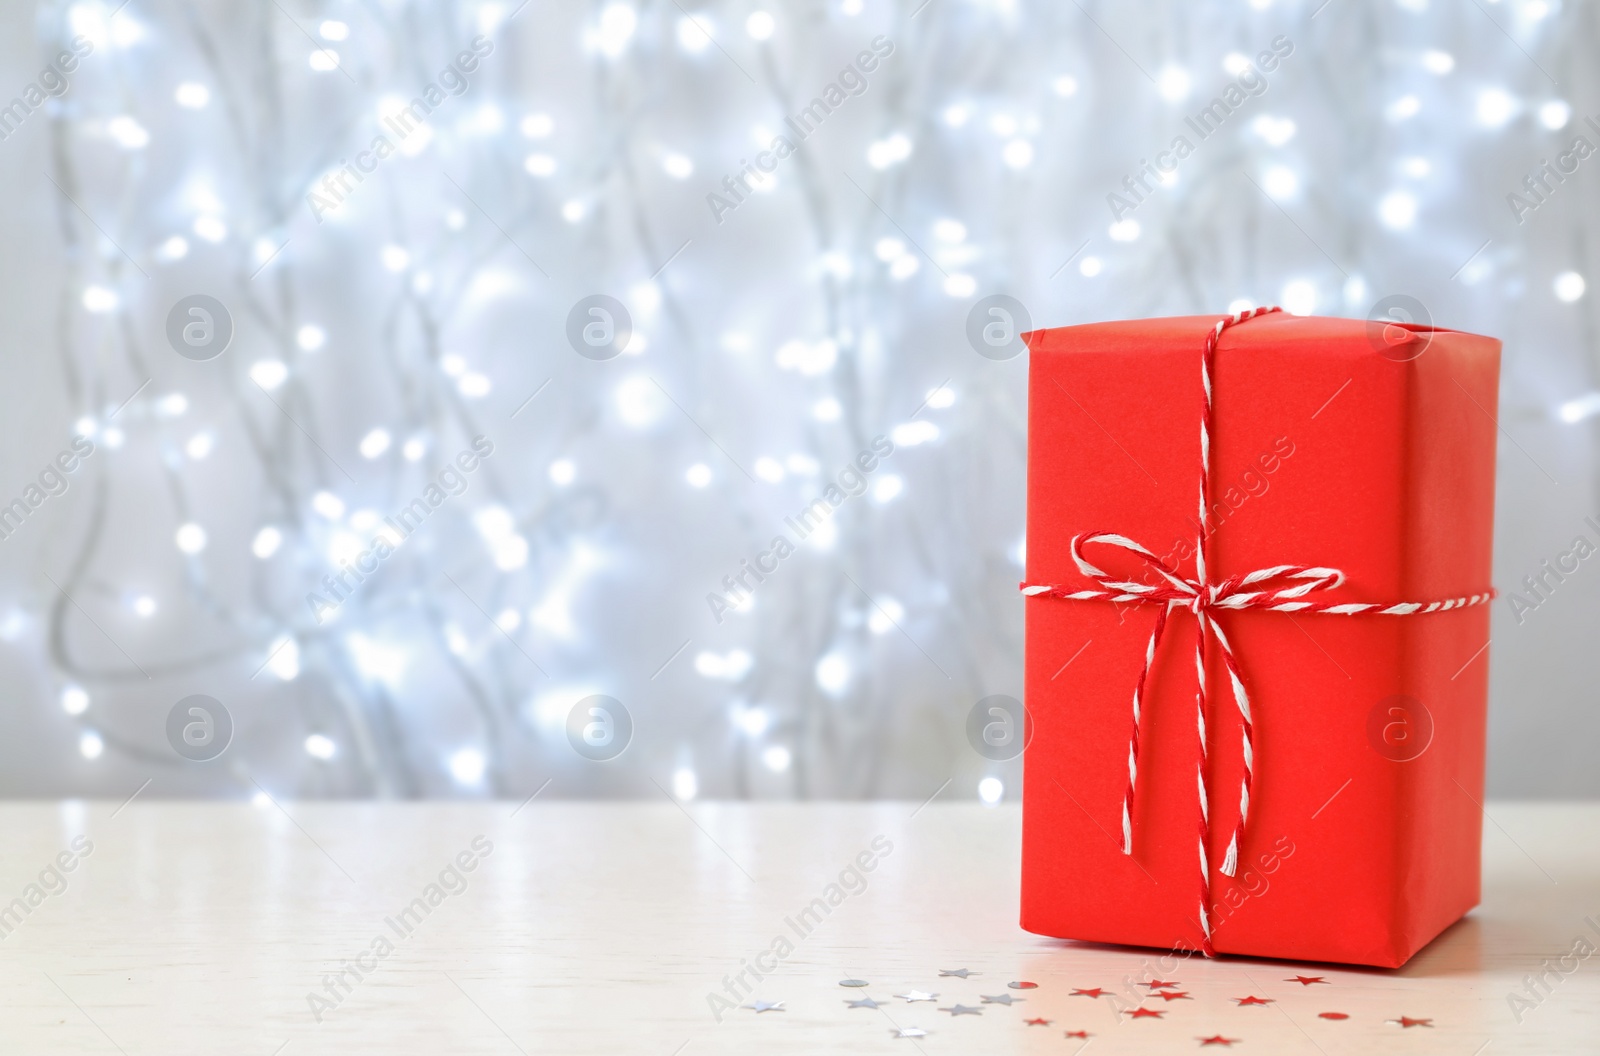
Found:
[1209,619,1254,879]
[1220,834,1239,878]
[1121,602,1173,857]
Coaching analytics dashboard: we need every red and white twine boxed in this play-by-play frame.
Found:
[1021,307,1495,955]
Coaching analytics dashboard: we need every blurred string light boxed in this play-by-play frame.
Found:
[267,636,300,681]
[1476,88,1518,128]
[1282,281,1317,316]
[250,359,288,390]
[1252,115,1295,146]
[61,685,89,716]
[1386,94,1421,122]
[1378,190,1418,230]
[867,598,904,634]
[449,748,487,784]
[1554,271,1586,303]
[695,649,752,681]
[359,428,391,459]
[1262,165,1297,200]
[32,0,1591,808]
[82,286,118,313]
[1539,100,1571,129]
[1156,65,1191,102]
[175,522,208,554]
[732,704,768,736]
[1559,393,1600,424]
[891,421,938,446]
[815,652,850,696]
[672,767,698,800]
[978,776,1003,805]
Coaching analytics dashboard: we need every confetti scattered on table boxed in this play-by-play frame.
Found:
[821,964,1420,1048]
[743,1000,785,1013]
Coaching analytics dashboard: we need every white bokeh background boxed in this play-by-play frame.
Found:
[0,0,1595,800]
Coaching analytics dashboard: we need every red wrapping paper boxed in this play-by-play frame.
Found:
[1019,313,1500,968]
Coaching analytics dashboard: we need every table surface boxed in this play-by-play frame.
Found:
[0,800,1594,1054]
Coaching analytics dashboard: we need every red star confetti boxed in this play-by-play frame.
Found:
[1144,979,1179,988]
[1125,1007,1164,1019]
[1025,1017,1052,1026]
[1198,1036,1240,1047]
[1318,1012,1349,1020]
[1070,988,1108,998]
[1008,981,1039,990]
[1391,1016,1433,1028]
[1155,990,1192,1001]
[1234,995,1273,1006]
[1286,975,1328,985]
[1064,1030,1092,1039]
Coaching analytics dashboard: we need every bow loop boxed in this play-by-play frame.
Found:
[1209,565,1346,611]
[1070,531,1198,604]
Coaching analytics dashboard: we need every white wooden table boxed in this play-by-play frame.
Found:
[0,801,1593,1053]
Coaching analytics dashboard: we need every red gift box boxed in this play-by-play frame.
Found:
[1019,309,1499,968]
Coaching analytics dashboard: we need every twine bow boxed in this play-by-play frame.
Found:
[1020,306,1494,955]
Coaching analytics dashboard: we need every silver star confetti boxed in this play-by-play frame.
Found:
[896,991,938,1003]
[839,979,870,987]
[939,968,976,978]
[742,1000,785,1013]
[891,1027,929,1039]
[980,993,1023,1005]
[939,1004,983,1016]
[845,997,881,1009]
